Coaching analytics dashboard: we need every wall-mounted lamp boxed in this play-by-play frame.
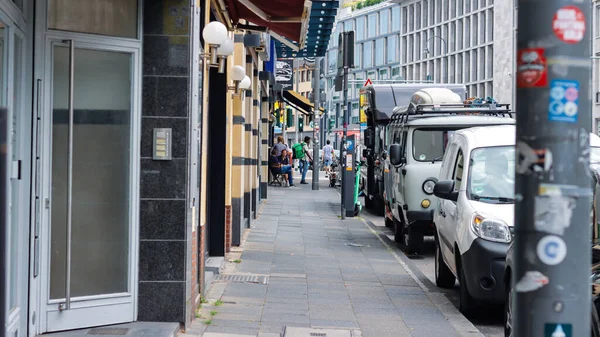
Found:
[216,38,234,73]
[229,65,247,96]
[203,21,230,67]
[239,75,252,96]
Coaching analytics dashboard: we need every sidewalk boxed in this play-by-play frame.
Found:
[185,176,483,337]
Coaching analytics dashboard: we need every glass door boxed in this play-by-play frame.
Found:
[41,39,137,332]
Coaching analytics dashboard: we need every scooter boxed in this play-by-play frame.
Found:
[353,160,365,216]
[329,159,339,187]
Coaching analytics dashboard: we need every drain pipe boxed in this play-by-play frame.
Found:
[0,107,7,337]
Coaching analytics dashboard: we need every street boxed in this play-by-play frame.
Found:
[360,205,504,337]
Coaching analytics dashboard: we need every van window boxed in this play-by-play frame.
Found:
[468,146,515,203]
[412,128,457,162]
[452,150,464,190]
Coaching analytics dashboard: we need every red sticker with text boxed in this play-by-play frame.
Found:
[553,6,585,44]
[517,48,548,88]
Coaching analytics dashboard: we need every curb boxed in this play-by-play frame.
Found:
[359,216,485,337]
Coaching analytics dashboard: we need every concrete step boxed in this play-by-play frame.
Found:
[205,256,224,275]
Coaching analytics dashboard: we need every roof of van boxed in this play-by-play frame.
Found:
[404,115,515,127]
[364,83,467,123]
[456,124,600,148]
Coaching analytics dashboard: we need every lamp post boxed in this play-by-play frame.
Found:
[423,36,448,83]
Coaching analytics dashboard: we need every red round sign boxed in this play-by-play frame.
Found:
[553,6,586,44]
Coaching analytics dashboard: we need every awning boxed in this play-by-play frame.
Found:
[224,0,311,48]
[281,90,326,115]
[275,0,339,57]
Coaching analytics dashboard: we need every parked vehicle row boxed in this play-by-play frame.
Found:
[360,85,600,336]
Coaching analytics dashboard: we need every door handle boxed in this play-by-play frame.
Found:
[440,210,446,217]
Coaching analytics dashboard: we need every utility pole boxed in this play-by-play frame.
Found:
[513,1,591,336]
[295,58,300,146]
[0,108,7,337]
[312,57,321,190]
[340,32,353,219]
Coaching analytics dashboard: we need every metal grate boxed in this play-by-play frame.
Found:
[310,334,326,337]
[87,328,130,336]
[215,274,269,284]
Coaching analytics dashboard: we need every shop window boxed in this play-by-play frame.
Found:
[48,0,138,38]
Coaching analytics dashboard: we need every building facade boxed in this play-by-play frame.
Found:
[1,0,336,336]
[324,0,517,129]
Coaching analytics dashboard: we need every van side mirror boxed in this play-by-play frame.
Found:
[434,180,458,202]
[389,144,404,166]
[364,128,374,148]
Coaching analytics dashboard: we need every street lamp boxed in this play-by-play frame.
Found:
[423,36,448,57]
[229,65,247,96]
[216,38,234,73]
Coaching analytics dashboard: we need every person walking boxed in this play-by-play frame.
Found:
[322,140,335,177]
[293,136,313,184]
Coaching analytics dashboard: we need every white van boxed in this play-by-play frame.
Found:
[432,124,600,315]
[386,88,515,253]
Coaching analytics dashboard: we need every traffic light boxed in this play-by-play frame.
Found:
[275,109,281,127]
[286,108,293,128]
[298,116,304,132]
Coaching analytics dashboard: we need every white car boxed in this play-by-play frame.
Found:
[432,124,600,316]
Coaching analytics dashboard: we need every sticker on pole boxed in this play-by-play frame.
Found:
[515,271,549,292]
[517,48,548,88]
[537,235,567,265]
[548,79,579,123]
[553,6,586,44]
[545,323,572,337]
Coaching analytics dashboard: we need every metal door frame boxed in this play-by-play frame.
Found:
[30,28,142,336]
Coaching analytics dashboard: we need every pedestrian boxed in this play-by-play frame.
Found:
[269,148,294,186]
[293,136,312,184]
[273,136,288,156]
[322,140,335,177]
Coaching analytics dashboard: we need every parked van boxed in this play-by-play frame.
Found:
[433,124,600,317]
[385,88,514,253]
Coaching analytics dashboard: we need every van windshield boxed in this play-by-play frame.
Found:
[468,146,515,203]
[412,128,459,162]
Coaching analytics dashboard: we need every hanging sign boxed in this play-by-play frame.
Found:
[517,48,548,88]
[552,6,586,44]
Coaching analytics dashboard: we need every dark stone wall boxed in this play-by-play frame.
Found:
[138,0,191,323]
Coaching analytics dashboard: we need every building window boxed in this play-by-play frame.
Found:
[380,9,389,35]
[49,0,138,38]
[387,35,397,63]
[345,19,354,32]
[356,16,365,40]
[379,68,389,80]
[355,43,362,68]
[391,66,400,78]
[364,41,373,68]
[392,6,400,32]
[328,49,337,74]
[368,13,377,38]
[375,38,385,66]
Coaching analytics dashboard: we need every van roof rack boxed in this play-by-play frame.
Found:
[390,101,513,126]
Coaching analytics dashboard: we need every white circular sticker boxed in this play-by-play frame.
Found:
[419,154,426,160]
[536,235,567,266]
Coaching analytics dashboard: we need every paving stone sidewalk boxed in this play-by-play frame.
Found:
[185,180,483,337]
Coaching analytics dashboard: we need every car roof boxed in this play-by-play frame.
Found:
[404,115,515,127]
[456,124,600,148]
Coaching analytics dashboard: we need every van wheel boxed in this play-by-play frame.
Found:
[404,224,424,254]
[435,235,456,288]
[504,279,513,337]
[393,217,404,244]
[458,260,476,316]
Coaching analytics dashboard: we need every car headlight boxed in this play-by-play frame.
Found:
[423,180,436,195]
[471,214,512,243]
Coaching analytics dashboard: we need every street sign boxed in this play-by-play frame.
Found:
[364,78,372,86]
